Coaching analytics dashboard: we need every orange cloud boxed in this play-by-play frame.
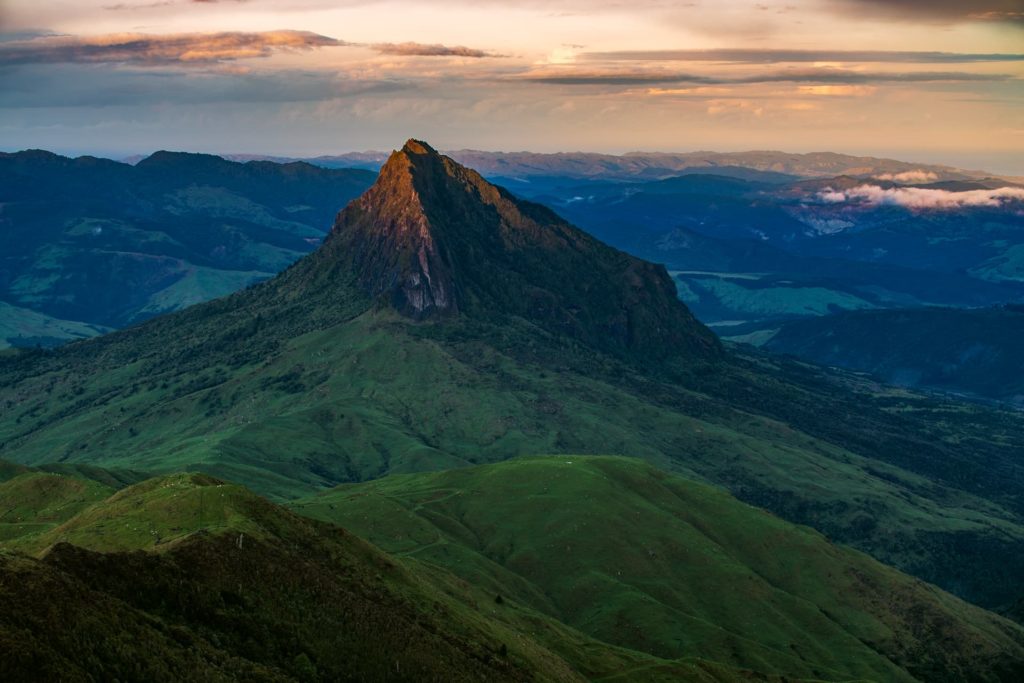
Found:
[371,42,504,58]
[798,85,878,96]
[0,30,345,66]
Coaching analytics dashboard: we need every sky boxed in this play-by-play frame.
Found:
[0,0,1022,173]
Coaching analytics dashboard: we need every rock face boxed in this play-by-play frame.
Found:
[328,140,457,317]
[324,139,721,360]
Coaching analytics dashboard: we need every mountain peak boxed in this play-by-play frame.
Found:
[321,139,721,360]
[327,140,456,317]
[401,138,437,156]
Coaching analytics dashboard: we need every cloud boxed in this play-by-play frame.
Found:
[0,31,507,69]
[523,71,717,86]
[0,64,409,108]
[827,0,1024,25]
[0,30,345,67]
[818,184,1024,209]
[520,68,1014,86]
[103,1,177,9]
[582,49,1024,64]
[370,42,502,58]
[876,170,939,183]
[0,30,65,43]
[798,85,878,96]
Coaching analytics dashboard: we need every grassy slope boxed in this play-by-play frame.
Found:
[3,306,1024,617]
[0,470,113,542]
[294,456,1024,683]
[677,274,876,322]
[0,301,110,349]
[0,471,781,683]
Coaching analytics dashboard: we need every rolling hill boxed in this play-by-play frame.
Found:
[4,459,1024,681]
[1,139,1023,625]
[295,456,1024,682]
[0,469,637,683]
[0,149,375,340]
[759,305,1024,405]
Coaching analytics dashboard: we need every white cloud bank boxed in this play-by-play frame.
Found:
[875,170,939,183]
[818,184,1024,209]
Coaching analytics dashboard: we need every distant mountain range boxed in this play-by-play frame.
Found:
[503,171,1024,334]
[146,148,1021,184]
[0,149,374,346]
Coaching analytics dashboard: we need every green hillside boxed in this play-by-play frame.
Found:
[0,468,114,543]
[761,305,1024,405]
[0,301,110,349]
[0,469,804,683]
[295,456,1024,682]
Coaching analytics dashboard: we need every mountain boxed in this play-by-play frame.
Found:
[296,456,1024,682]
[2,140,1024,624]
[0,149,375,341]
[759,305,1024,405]
[324,140,719,358]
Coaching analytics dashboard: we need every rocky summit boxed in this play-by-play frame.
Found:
[320,139,721,360]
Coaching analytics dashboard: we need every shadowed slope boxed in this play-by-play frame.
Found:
[763,306,1024,404]
[1,471,798,683]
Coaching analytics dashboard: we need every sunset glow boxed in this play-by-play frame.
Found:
[1,0,1022,171]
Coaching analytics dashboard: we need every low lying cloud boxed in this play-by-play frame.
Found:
[818,184,1024,209]
[371,42,502,58]
[524,71,716,86]
[876,170,939,183]
[522,68,1013,87]
[0,30,344,66]
[583,49,1024,64]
